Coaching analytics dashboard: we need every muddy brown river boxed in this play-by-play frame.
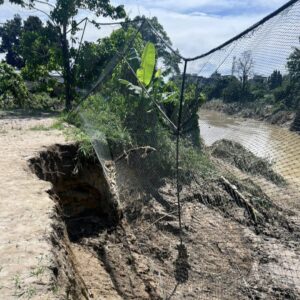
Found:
[199,109,300,188]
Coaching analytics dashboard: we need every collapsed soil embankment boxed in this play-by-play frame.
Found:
[29,144,123,299]
[210,139,286,185]
[29,142,300,299]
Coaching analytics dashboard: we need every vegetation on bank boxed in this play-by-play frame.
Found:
[202,51,299,109]
[61,41,213,181]
[202,99,295,126]
[199,49,300,130]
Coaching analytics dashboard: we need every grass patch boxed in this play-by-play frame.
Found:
[29,125,51,131]
[29,118,66,131]
[50,119,66,130]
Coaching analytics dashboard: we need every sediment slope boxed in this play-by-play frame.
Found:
[1,112,299,299]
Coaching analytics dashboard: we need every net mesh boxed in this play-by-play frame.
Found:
[75,2,300,298]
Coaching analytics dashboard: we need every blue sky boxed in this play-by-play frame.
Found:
[0,0,289,57]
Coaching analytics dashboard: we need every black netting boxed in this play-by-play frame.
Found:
[74,2,300,298]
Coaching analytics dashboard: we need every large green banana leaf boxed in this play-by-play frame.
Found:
[137,42,156,87]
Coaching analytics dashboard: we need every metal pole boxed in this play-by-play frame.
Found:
[176,59,188,244]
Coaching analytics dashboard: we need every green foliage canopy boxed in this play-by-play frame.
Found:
[3,0,126,109]
[127,16,181,75]
[0,15,24,68]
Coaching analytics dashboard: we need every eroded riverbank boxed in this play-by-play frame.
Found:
[199,109,300,189]
[202,100,296,128]
[1,111,300,299]
[28,141,300,299]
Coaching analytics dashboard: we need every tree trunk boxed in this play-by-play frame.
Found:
[61,24,73,111]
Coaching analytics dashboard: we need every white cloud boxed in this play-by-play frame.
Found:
[0,0,292,62]
[109,4,266,58]
[0,0,50,22]
[147,10,263,57]
[113,0,287,15]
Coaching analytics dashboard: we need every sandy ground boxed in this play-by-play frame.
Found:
[0,111,65,299]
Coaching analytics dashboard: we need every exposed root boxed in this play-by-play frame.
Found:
[220,176,262,224]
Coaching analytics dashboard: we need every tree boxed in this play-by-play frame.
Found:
[268,70,283,90]
[20,19,61,83]
[5,0,126,110]
[203,72,238,101]
[287,47,300,86]
[76,27,141,88]
[288,43,300,131]
[222,76,243,103]
[1,15,62,94]
[23,15,43,32]
[0,15,24,68]
[232,51,254,93]
[128,16,181,75]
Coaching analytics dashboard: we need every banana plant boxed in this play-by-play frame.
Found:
[119,42,162,96]
[137,42,156,87]
[120,42,178,131]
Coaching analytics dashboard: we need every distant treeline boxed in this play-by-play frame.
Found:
[194,50,300,112]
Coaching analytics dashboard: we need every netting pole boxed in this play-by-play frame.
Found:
[176,59,188,245]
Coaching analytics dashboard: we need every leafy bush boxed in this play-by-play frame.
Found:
[273,84,290,102]
[79,94,132,153]
[0,62,62,110]
[262,93,275,104]
[29,93,63,110]
[251,88,267,100]
[69,89,213,181]
[0,62,29,108]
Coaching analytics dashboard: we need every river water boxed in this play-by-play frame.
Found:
[198,109,300,188]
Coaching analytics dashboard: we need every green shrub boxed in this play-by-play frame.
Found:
[28,92,63,110]
[273,84,290,102]
[262,93,275,104]
[0,62,29,108]
[78,94,132,152]
[252,88,266,100]
[67,91,213,182]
